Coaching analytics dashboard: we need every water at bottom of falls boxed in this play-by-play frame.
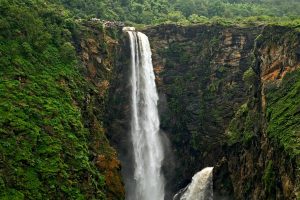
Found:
[173,167,214,200]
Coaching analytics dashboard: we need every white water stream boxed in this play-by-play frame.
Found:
[124,27,165,200]
[174,167,214,200]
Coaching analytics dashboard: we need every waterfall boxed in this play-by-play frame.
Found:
[173,167,214,200]
[124,27,165,200]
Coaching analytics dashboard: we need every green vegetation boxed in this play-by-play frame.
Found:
[1,0,300,198]
[226,64,259,146]
[243,67,256,86]
[227,102,259,145]
[0,0,120,199]
[49,0,300,25]
[1,0,299,27]
[266,69,300,158]
[262,161,276,194]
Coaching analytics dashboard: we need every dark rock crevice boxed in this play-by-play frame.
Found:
[103,24,299,200]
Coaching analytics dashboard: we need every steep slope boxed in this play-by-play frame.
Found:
[225,26,300,199]
[0,1,124,199]
[142,24,300,199]
[1,0,299,198]
[143,24,260,197]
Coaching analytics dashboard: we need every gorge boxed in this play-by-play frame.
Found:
[1,1,300,199]
[107,23,300,200]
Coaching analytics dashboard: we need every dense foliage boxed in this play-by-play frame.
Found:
[50,0,300,24]
[0,0,119,199]
[266,69,300,158]
[1,0,300,199]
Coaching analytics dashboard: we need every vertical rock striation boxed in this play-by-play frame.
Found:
[143,24,300,199]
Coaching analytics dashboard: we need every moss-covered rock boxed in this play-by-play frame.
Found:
[140,24,299,199]
[0,1,124,199]
[143,24,260,197]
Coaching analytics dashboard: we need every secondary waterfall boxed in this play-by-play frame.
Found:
[173,167,214,200]
[124,27,165,200]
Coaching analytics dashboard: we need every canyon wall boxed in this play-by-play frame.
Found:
[2,4,298,199]
[100,23,299,199]
[143,24,300,199]
[73,21,125,200]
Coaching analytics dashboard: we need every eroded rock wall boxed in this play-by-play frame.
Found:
[144,24,260,197]
[74,21,125,200]
[144,24,300,199]
[103,23,299,200]
[224,26,300,200]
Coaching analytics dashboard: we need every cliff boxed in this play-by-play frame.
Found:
[70,22,300,199]
[2,5,299,198]
[0,11,124,199]
[73,21,125,200]
[142,24,300,199]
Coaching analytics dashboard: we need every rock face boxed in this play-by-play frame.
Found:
[225,26,300,200]
[74,21,125,200]
[105,23,299,200]
[143,24,300,199]
[144,24,260,198]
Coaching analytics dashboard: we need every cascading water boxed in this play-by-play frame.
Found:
[123,27,165,200]
[173,167,214,200]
